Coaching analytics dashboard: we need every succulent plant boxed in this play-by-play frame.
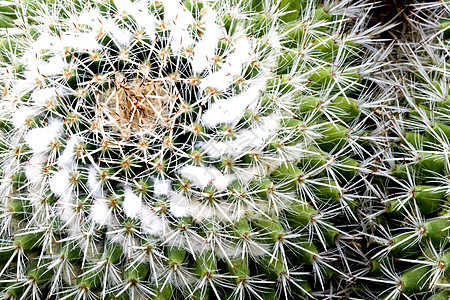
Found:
[354,1,450,299]
[0,0,392,299]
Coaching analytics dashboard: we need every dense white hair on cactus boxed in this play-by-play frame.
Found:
[162,0,189,23]
[123,186,142,219]
[191,8,222,72]
[169,193,191,217]
[28,11,101,51]
[87,165,103,197]
[189,199,215,221]
[58,137,78,169]
[49,170,70,196]
[29,32,60,52]
[58,194,76,223]
[74,5,133,46]
[162,0,195,53]
[31,87,56,106]
[153,179,171,196]
[202,83,262,127]
[11,106,36,129]
[101,17,133,46]
[91,198,111,225]
[77,9,102,30]
[210,171,236,191]
[179,165,213,188]
[61,32,102,51]
[24,119,63,152]
[24,52,68,79]
[179,165,235,190]
[113,0,156,34]
[24,153,48,184]
[225,37,253,74]
[140,204,167,236]
[199,37,252,91]
[202,116,280,158]
[200,139,231,159]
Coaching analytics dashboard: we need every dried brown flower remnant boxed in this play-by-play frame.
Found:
[97,73,179,138]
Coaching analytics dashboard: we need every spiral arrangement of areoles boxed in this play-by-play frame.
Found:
[0,0,391,299]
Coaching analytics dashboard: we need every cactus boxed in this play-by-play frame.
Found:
[354,1,450,299]
[0,0,393,299]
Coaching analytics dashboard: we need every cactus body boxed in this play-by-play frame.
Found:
[0,0,393,299]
